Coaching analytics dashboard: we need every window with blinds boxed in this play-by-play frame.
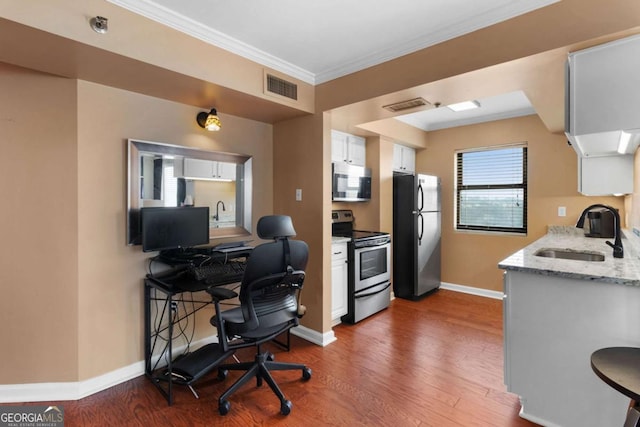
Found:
[456,145,527,234]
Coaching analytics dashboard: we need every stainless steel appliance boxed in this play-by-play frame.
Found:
[393,173,441,299]
[332,163,372,202]
[331,210,391,323]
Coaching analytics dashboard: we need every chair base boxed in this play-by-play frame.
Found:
[216,350,311,416]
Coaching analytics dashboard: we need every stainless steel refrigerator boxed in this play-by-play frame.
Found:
[393,173,441,299]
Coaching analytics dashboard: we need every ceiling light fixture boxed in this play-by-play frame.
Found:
[447,100,480,112]
[90,16,108,34]
[196,108,222,131]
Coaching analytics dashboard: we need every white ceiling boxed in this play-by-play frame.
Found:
[107,0,559,85]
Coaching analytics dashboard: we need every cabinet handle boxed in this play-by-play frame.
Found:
[333,251,342,255]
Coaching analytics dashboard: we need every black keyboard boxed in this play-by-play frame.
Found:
[187,261,246,286]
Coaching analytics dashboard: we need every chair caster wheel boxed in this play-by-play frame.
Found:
[267,352,275,361]
[217,369,228,380]
[219,400,230,416]
[280,400,292,415]
[302,367,312,381]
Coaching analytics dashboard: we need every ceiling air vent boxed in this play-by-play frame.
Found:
[383,97,430,112]
[266,74,298,101]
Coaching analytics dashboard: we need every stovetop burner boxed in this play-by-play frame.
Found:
[332,209,390,247]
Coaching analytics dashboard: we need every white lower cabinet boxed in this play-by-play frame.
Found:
[331,242,348,323]
[503,270,634,427]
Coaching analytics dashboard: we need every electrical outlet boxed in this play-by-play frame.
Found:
[295,189,302,201]
[558,206,566,217]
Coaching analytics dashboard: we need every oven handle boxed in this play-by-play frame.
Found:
[354,282,391,299]
[355,241,391,251]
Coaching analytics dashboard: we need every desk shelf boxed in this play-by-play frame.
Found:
[144,251,249,405]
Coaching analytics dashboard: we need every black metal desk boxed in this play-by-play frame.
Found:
[144,250,251,405]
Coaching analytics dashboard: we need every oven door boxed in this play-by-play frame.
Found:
[354,242,391,291]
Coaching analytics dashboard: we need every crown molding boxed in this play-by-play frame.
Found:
[107,0,316,84]
[314,0,560,83]
[108,0,558,86]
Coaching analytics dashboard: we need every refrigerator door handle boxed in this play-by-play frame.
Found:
[417,183,424,212]
[418,212,424,245]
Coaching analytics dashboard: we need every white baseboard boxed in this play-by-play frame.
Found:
[292,324,337,346]
[440,282,504,300]
[0,360,145,403]
[0,326,329,404]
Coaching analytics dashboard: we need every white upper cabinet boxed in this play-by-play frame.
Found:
[216,162,236,180]
[566,34,640,157]
[393,144,415,174]
[331,130,366,167]
[578,155,633,196]
[180,158,236,181]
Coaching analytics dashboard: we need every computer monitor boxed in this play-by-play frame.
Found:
[140,206,210,252]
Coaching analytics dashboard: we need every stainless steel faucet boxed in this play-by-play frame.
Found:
[576,204,623,258]
[214,200,226,221]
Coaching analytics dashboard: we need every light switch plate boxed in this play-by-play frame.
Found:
[295,189,302,201]
[558,206,567,217]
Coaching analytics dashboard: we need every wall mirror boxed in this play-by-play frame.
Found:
[127,139,252,245]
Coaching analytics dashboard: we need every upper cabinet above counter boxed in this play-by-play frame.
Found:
[175,158,237,181]
[566,33,640,154]
[393,144,415,174]
[331,130,366,167]
[565,34,640,195]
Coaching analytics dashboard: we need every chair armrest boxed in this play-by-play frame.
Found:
[207,287,238,302]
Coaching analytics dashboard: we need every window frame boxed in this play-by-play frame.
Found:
[455,144,528,234]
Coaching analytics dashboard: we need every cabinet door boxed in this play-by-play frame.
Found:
[183,158,214,178]
[393,144,415,173]
[331,243,348,322]
[402,146,416,173]
[347,135,366,166]
[393,144,404,171]
[578,155,633,195]
[568,35,640,136]
[216,162,236,181]
[331,130,348,163]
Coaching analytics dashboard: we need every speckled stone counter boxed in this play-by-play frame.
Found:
[331,236,351,244]
[498,226,640,286]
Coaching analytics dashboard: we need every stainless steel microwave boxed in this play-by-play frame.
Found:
[332,162,372,202]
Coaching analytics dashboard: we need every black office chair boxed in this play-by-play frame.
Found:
[208,215,312,416]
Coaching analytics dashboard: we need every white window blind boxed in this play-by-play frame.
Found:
[456,145,527,233]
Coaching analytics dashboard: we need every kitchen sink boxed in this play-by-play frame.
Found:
[534,248,605,262]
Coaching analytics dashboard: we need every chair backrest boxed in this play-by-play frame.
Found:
[237,216,308,334]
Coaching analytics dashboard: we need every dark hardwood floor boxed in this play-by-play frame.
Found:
[8,290,538,426]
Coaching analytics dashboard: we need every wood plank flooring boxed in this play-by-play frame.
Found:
[6,290,538,426]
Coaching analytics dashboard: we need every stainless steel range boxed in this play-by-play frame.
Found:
[331,210,391,324]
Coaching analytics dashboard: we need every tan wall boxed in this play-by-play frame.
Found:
[1,67,274,383]
[272,113,329,332]
[0,63,79,384]
[625,150,640,230]
[421,115,624,292]
[76,80,274,380]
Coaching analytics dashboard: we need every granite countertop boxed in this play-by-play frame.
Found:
[332,236,351,244]
[498,226,640,286]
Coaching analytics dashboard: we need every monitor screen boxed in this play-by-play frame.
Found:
[140,206,210,252]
